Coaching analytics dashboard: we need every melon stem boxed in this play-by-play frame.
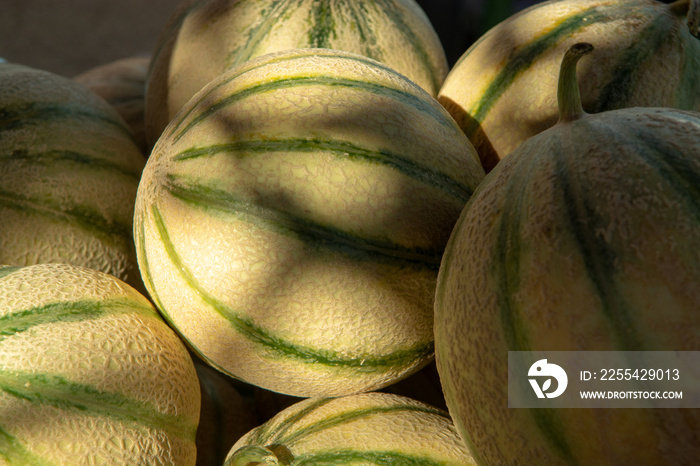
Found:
[669,0,699,37]
[557,42,594,123]
[227,445,294,466]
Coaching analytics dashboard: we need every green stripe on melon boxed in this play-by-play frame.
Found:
[148,203,435,370]
[292,450,456,465]
[0,298,154,341]
[225,392,475,465]
[0,372,194,440]
[0,63,145,292]
[435,42,700,466]
[167,68,456,145]
[0,147,141,180]
[258,400,448,446]
[438,0,700,171]
[169,136,473,202]
[460,4,620,129]
[0,185,133,243]
[145,0,448,146]
[0,266,22,279]
[163,174,444,266]
[0,426,49,466]
[135,48,484,398]
[0,263,200,465]
[553,121,642,351]
[0,101,135,142]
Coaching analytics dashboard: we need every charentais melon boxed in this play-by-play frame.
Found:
[438,0,700,172]
[225,392,475,465]
[0,263,200,465]
[144,0,449,147]
[0,62,146,292]
[135,48,484,398]
[435,42,700,465]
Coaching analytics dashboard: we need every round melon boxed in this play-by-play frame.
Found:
[438,0,700,172]
[74,56,150,155]
[225,392,475,465]
[144,0,449,146]
[434,43,700,465]
[0,263,201,465]
[134,48,485,398]
[0,62,146,292]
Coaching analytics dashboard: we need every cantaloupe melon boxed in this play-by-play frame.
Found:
[145,0,449,146]
[225,392,475,465]
[438,0,700,172]
[134,48,484,398]
[434,42,700,466]
[0,62,145,291]
[0,263,200,465]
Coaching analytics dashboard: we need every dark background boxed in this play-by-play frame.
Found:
[0,0,543,78]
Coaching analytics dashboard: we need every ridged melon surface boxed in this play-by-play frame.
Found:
[145,0,449,146]
[135,48,485,398]
[438,0,700,171]
[434,44,700,465]
[0,63,146,291]
[225,392,475,465]
[0,263,200,465]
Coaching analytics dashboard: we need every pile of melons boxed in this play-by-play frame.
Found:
[1,0,699,464]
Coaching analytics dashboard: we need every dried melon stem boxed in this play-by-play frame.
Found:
[227,445,295,466]
[669,0,700,37]
[557,42,594,122]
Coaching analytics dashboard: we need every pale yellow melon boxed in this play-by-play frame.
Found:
[225,392,476,465]
[435,42,700,466]
[438,0,700,171]
[144,0,449,146]
[0,62,146,292]
[0,263,200,465]
[134,48,485,398]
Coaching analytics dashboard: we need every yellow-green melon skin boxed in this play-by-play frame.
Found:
[225,392,476,465]
[438,0,700,172]
[0,263,201,465]
[145,0,449,146]
[134,48,485,398]
[0,63,146,292]
[434,108,700,465]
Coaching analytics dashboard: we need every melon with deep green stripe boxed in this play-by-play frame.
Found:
[134,48,484,398]
[144,0,449,147]
[0,263,200,465]
[438,0,700,172]
[434,43,700,465]
[225,392,475,465]
[0,63,146,292]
